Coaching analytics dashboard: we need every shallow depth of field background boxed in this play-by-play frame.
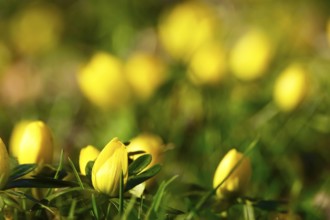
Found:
[1,0,330,218]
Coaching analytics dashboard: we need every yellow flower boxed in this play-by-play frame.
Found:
[188,41,226,85]
[127,134,164,169]
[273,63,309,112]
[17,121,54,164]
[79,145,100,175]
[92,138,128,196]
[10,5,62,55]
[0,138,10,189]
[9,120,31,159]
[229,29,273,81]
[158,2,217,60]
[213,149,251,199]
[125,52,167,100]
[77,52,129,109]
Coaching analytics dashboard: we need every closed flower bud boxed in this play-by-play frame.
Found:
[229,29,273,81]
[158,2,217,60]
[273,63,309,112]
[92,138,128,196]
[188,41,226,85]
[125,52,167,100]
[0,138,10,189]
[127,134,164,169]
[127,134,164,188]
[17,121,54,164]
[79,145,100,175]
[77,52,129,109]
[213,149,251,199]
[9,120,31,159]
[10,6,62,56]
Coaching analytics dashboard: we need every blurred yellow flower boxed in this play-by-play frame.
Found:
[17,121,54,164]
[0,138,10,189]
[188,41,226,85]
[158,2,217,60]
[327,18,330,46]
[79,145,100,175]
[10,5,62,56]
[229,29,273,81]
[125,52,167,100]
[92,138,128,196]
[213,149,251,199]
[9,120,31,159]
[127,133,164,169]
[77,52,129,109]
[273,63,309,112]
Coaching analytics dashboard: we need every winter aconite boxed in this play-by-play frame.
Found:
[16,121,54,164]
[213,149,251,199]
[77,52,129,109]
[92,138,128,196]
[79,145,100,175]
[273,63,309,112]
[229,28,273,81]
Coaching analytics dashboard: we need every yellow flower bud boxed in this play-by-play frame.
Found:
[92,138,128,196]
[0,138,10,189]
[10,6,62,55]
[213,149,251,199]
[79,145,100,175]
[77,52,129,109]
[188,41,226,85]
[127,134,164,169]
[158,2,217,60]
[273,63,309,112]
[17,121,54,164]
[229,29,273,81]
[125,52,167,100]
[9,120,31,159]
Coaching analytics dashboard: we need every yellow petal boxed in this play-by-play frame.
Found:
[79,145,100,175]
[17,121,53,164]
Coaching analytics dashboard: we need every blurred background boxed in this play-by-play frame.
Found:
[1,0,330,218]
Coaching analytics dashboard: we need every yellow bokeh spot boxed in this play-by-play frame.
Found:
[77,52,129,109]
[229,29,273,81]
[10,6,62,55]
[188,41,226,85]
[273,63,309,112]
[125,52,167,100]
[158,2,217,60]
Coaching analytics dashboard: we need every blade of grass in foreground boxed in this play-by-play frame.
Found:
[185,136,259,220]
[145,175,178,219]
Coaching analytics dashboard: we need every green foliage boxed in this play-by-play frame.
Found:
[1,0,330,219]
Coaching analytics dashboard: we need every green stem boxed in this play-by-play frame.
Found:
[185,137,259,220]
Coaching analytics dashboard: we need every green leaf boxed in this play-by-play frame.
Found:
[8,164,37,181]
[128,154,152,176]
[4,178,78,189]
[145,175,178,219]
[237,197,288,212]
[85,160,95,178]
[125,164,161,191]
[127,150,146,157]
